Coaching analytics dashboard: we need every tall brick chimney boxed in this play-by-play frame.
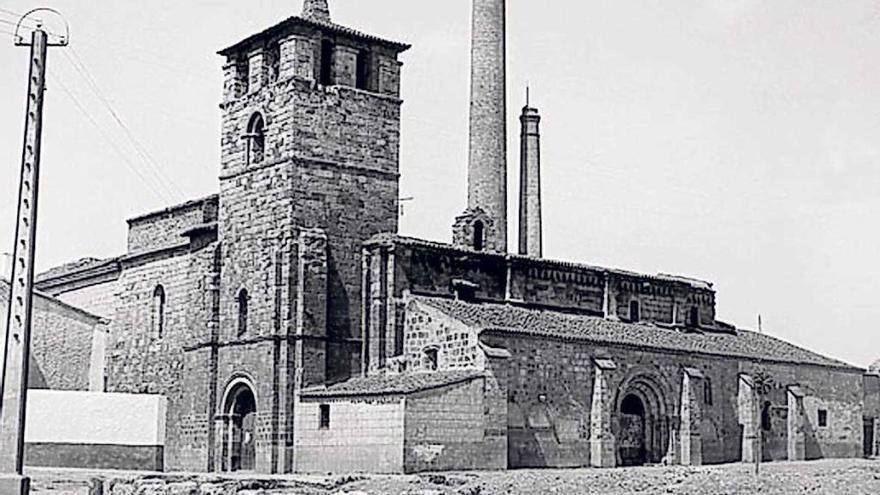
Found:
[518,95,542,257]
[467,0,508,252]
[302,0,331,23]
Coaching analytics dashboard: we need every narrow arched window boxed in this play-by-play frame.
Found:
[152,285,166,339]
[629,300,640,322]
[473,221,485,252]
[703,378,713,406]
[423,347,439,371]
[246,113,265,165]
[237,289,249,336]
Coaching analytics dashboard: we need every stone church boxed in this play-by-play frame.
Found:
[34,0,879,474]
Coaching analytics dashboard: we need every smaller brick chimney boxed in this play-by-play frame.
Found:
[302,0,331,23]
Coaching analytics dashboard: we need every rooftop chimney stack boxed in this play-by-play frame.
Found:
[302,0,331,23]
[467,0,508,252]
[518,91,542,257]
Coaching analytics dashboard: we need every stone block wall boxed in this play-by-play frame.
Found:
[400,300,483,373]
[0,284,103,392]
[127,196,218,253]
[739,361,865,460]
[404,378,505,472]
[106,249,200,470]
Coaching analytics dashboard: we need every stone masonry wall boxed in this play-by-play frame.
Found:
[739,361,864,460]
[127,196,218,253]
[106,250,199,470]
[363,241,718,375]
[1,283,103,391]
[404,378,505,473]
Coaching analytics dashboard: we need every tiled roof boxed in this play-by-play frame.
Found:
[218,16,410,56]
[37,257,109,281]
[300,369,484,398]
[414,296,859,371]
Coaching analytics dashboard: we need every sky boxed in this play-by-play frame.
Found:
[0,0,878,368]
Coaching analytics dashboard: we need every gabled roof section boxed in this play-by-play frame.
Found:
[300,369,485,398]
[218,16,410,57]
[1,279,106,324]
[412,295,859,372]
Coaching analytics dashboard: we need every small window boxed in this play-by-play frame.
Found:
[629,300,640,322]
[703,378,713,406]
[237,289,249,336]
[473,221,485,251]
[424,347,439,371]
[320,40,334,85]
[152,285,166,339]
[246,113,265,165]
[818,409,828,427]
[688,306,700,327]
[319,404,330,429]
[355,50,370,90]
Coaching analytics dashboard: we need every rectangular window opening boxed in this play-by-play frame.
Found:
[818,409,828,428]
[355,50,370,90]
[319,404,331,429]
[320,40,334,85]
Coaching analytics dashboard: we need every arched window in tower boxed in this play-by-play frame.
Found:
[473,221,485,252]
[246,113,265,165]
[703,377,714,406]
[152,285,166,339]
[629,300,640,322]
[237,289,249,336]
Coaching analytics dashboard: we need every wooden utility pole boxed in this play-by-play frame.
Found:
[0,11,67,495]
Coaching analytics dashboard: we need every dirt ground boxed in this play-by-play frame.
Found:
[27,458,880,495]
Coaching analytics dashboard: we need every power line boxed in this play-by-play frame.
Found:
[62,46,185,199]
[49,72,177,204]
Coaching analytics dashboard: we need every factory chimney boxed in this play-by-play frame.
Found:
[454,0,508,253]
[518,89,542,257]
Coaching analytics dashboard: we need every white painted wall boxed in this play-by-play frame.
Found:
[88,325,108,392]
[295,397,405,473]
[25,390,166,446]
[1,252,10,280]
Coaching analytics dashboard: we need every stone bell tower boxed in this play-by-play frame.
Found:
[190,0,410,474]
[454,0,508,253]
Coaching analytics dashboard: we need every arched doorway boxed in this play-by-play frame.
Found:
[619,394,646,466]
[222,380,257,472]
[616,373,673,466]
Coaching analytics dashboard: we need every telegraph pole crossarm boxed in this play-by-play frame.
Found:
[0,9,67,495]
